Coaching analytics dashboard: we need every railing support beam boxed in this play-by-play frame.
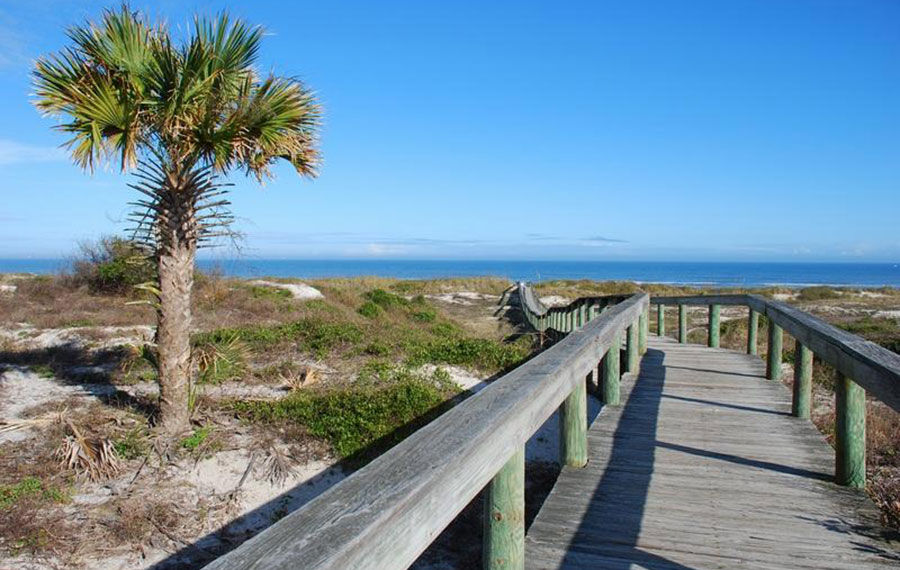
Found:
[792,343,812,419]
[626,322,639,373]
[678,304,687,344]
[602,334,621,405]
[835,373,866,489]
[747,308,759,355]
[483,447,525,570]
[638,305,648,354]
[708,304,721,348]
[766,320,783,381]
[657,304,665,337]
[559,376,588,468]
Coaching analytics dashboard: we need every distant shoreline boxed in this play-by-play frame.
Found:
[1,258,898,288]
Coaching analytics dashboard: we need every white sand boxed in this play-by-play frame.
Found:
[250,280,324,300]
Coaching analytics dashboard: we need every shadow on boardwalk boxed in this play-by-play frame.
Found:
[527,340,900,569]
[530,348,698,569]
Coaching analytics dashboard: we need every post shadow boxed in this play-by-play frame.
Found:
[543,348,699,569]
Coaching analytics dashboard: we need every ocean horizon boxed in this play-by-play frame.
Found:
[1,259,898,288]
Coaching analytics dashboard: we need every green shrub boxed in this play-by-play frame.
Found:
[248,285,292,301]
[412,308,437,322]
[0,477,68,509]
[366,288,409,309]
[405,336,531,372]
[364,341,391,356]
[797,286,841,301]
[194,318,364,357]
[358,301,382,319]
[69,236,156,294]
[234,375,454,460]
[180,426,211,450]
[838,317,900,354]
[113,428,148,460]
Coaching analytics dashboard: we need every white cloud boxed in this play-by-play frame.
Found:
[0,139,66,165]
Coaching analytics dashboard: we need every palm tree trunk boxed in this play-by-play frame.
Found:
[156,235,195,435]
[154,165,200,436]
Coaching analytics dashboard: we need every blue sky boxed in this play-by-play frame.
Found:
[0,0,898,261]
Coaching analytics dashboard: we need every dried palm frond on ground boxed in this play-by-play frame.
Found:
[261,442,297,487]
[0,413,62,435]
[281,366,319,391]
[55,421,120,481]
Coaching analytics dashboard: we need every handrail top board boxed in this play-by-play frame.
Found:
[204,293,649,570]
[516,281,630,317]
[651,293,900,413]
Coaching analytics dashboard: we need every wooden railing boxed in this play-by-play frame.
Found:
[652,293,900,489]
[205,289,649,570]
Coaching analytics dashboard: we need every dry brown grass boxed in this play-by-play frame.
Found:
[0,275,154,328]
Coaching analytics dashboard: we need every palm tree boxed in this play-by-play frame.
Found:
[32,6,321,435]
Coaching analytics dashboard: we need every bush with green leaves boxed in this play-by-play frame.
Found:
[234,370,456,461]
[69,236,156,295]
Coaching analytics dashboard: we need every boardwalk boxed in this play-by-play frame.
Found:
[526,336,899,569]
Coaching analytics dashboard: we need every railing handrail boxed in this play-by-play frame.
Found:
[204,292,649,570]
[516,281,633,333]
[650,293,900,413]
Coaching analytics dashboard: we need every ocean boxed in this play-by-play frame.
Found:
[1,259,898,288]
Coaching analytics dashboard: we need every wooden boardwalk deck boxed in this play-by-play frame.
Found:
[526,336,899,569]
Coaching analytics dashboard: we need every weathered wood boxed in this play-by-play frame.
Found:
[526,337,896,570]
[626,322,639,373]
[639,305,649,354]
[708,304,721,348]
[651,294,749,306]
[559,378,588,468]
[835,373,866,488]
[484,447,525,570]
[203,293,647,570]
[601,334,621,406]
[766,319,783,381]
[678,304,687,344]
[792,343,812,419]
[657,303,665,337]
[747,294,900,413]
[748,308,759,355]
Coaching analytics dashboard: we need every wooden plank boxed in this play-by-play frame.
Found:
[204,295,648,570]
[766,319,783,380]
[484,447,525,570]
[748,308,759,355]
[835,373,866,488]
[708,303,721,348]
[793,343,812,418]
[601,333,621,406]
[747,294,900,413]
[559,379,588,468]
[651,294,748,306]
[525,337,898,570]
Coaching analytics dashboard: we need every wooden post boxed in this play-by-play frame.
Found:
[835,373,866,489]
[708,304,720,348]
[678,304,687,344]
[747,309,759,355]
[483,447,525,570]
[559,376,588,468]
[601,334,621,406]
[766,320,783,381]
[638,306,648,354]
[657,304,665,337]
[792,343,812,419]
[626,322,639,373]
